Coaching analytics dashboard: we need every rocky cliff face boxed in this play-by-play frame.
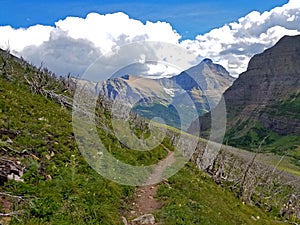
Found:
[225,35,300,108]
[188,35,300,150]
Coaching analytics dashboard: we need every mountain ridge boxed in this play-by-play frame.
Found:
[188,35,300,153]
[97,59,235,130]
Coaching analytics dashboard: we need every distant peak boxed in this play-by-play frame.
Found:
[195,58,232,78]
[202,58,213,64]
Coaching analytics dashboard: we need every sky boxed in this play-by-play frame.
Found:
[0,0,290,39]
[0,0,299,78]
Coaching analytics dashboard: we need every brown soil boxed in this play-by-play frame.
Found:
[124,144,174,225]
[0,197,12,225]
[129,184,162,218]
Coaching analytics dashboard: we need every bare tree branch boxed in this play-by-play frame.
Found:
[0,211,23,217]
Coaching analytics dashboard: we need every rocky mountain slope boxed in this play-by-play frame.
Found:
[97,59,235,130]
[189,35,300,154]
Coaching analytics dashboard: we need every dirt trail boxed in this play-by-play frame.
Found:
[125,144,175,224]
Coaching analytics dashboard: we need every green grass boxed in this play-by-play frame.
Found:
[0,54,182,224]
[133,103,181,129]
[0,51,297,224]
[257,153,300,177]
[0,75,133,224]
[224,92,300,164]
[268,92,300,119]
[225,120,300,164]
[157,163,286,225]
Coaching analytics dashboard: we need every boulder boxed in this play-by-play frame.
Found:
[131,214,155,225]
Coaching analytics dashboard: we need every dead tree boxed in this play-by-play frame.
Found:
[0,48,13,81]
[257,155,286,206]
[23,64,73,108]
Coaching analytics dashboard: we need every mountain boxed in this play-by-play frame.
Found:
[97,59,235,130]
[188,35,300,154]
[1,48,299,224]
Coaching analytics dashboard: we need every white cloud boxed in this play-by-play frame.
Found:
[21,30,102,76]
[82,42,197,81]
[45,11,182,56]
[182,0,300,76]
[0,0,300,77]
[0,24,53,52]
[11,12,181,76]
[145,63,182,79]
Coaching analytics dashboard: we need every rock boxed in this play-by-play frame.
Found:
[38,117,48,121]
[0,128,20,139]
[121,216,128,225]
[251,216,257,221]
[7,173,23,182]
[189,35,300,146]
[0,158,24,184]
[131,214,155,225]
[6,138,13,144]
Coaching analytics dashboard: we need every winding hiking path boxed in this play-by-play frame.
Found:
[125,144,175,225]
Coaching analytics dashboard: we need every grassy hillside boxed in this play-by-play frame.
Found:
[157,163,286,225]
[0,64,131,224]
[224,116,300,169]
[0,50,297,224]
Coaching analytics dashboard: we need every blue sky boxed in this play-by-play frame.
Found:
[0,0,299,77]
[0,0,289,39]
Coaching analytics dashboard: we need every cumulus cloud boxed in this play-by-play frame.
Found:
[54,12,181,53]
[83,42,197,81]
[0,0,300,77]
[21,30,102,76]
[182,0,300,76]
[23,16,195,80]
[1,12,182,77]
[0,24,53,52]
